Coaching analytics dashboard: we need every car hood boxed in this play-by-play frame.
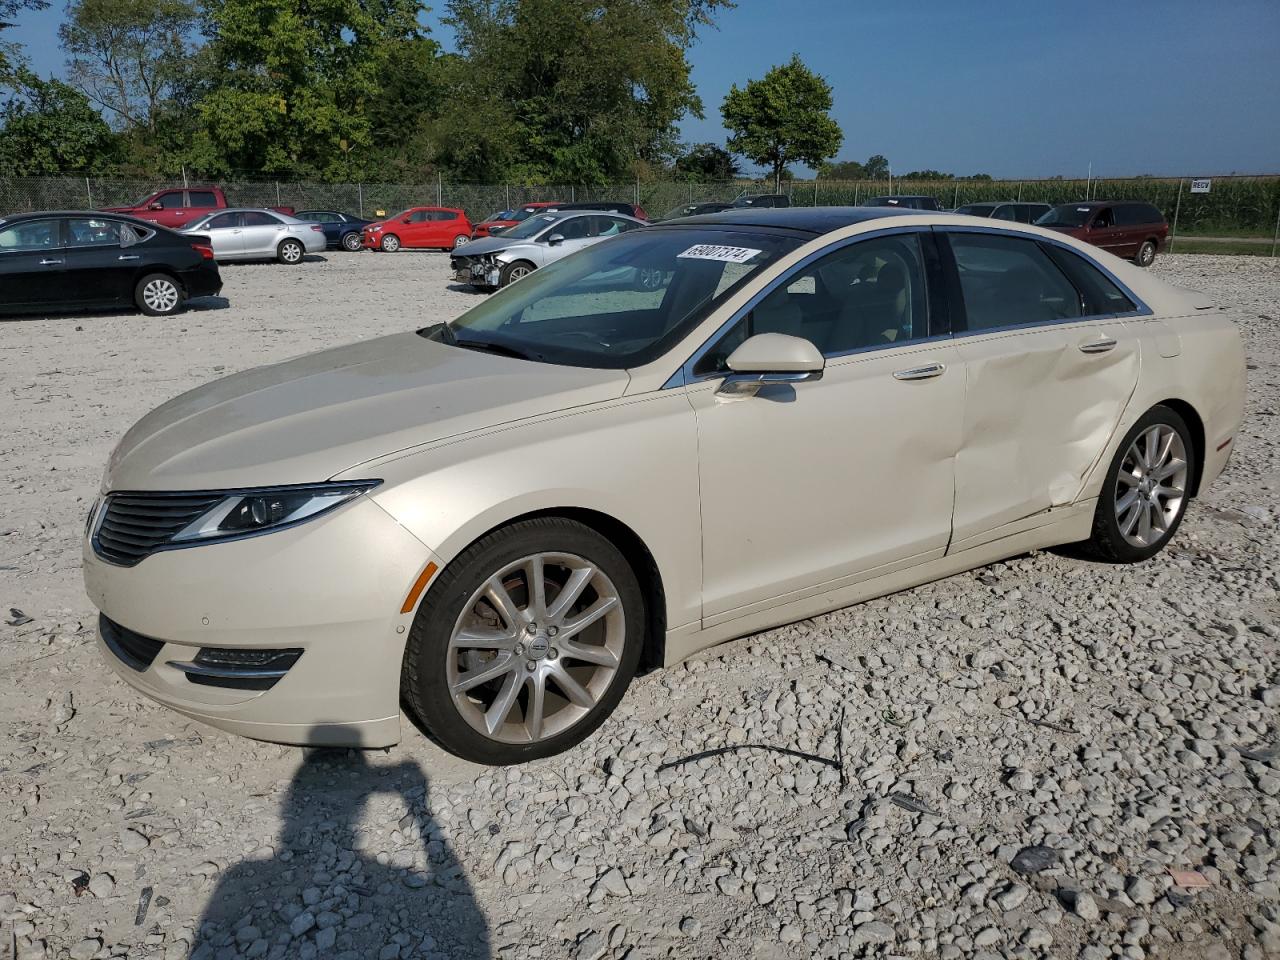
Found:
[456,236,526,257]
[104,332,629,491]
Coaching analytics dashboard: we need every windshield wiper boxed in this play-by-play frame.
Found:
[416,322,458,345]
[452,335,541,362]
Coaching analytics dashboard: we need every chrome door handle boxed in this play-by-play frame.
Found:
[39,258,63,265]
[893,362,946,381]
[117,254,140,261]
[1079,337,1118,354]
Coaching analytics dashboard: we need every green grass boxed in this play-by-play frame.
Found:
[1169,239,1277,257]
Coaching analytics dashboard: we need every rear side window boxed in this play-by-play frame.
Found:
[67,217,123,246]
[188,191,218,207]
[1115,203,1163,226]
[948,233,1082,331]
[1042,245,1137,315]
[429,210,459,221]
[241,211,281,226]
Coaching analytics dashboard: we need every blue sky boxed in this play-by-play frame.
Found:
[8,0,1279,178]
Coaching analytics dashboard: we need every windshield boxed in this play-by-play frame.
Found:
[954,205,993,217]
[429,227,803,369]
[1036,205,1094,227]
[485,210,514,222]
[510,206,547,223]
[502,213,565,240]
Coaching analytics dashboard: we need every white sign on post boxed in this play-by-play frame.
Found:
[1190,179,1212,194]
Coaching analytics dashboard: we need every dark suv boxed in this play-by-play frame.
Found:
[954,201,1052,224]
[1035,201,1168,266]
[862,195,941,211]
[732,194,790,208]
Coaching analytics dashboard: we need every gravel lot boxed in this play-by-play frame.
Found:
[2,251,1279,960]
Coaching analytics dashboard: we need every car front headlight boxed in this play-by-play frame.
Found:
[170,481,380,545]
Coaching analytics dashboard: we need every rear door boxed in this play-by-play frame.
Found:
[62,217,136,304]
[0,218,66,307]
[239,211,286,257]
[942,229,1140,549]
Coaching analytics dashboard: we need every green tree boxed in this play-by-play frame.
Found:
[59,0,200,134]
[440,0,733,184]
[0,67,116,173]
[818,158,865,179]
[899,169,953,180]
[721,55,842,189]
[863,154,888,179]
[675,142,739,181]
[198,0,438,178]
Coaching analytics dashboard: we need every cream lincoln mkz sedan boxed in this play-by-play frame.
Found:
[84,207,1244,764]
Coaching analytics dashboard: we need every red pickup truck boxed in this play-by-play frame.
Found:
[102,187,294,230]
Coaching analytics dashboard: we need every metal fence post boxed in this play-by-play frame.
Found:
[1016,182,1022,201]
[953,184,959,208]
[85,177,92,209]
[1271,198,1280,258]
[275,182,281,207]
[1170,179,1184,253]
[437,173,442,206]
[358,183,364,218]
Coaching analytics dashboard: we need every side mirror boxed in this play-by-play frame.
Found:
[718,333,824,397]
[402,217,412,224]
[546,233,565,246]
[148,201,164,211]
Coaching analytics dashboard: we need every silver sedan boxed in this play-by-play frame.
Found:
[181,209,327,264]
[450,210,646,289]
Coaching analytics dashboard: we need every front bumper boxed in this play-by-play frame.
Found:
[361,232,382,249]
[450,256,501,287]
[83,497,439,747]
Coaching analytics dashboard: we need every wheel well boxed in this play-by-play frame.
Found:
[1155,398,1205,496]
[474,508,667,673]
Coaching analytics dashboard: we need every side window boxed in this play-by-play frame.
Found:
[156,192,184,209]
[1042,245,1137,315]
[0,219,61,251]
[67,217,123,247]
[695,233,931,373]
[1092,207,1114,228]
[949,232,1083,331]
[408,210,428,222]
[205,212,238,229]
[555,217,592,241]
[993,204,1018,221]
[187,191,218,207]
[241,211,281,227]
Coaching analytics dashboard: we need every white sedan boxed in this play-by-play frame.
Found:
[84,208,1244,764]
[181,208,327,264]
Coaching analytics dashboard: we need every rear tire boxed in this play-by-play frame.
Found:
[381,234,401,253]
[341,232,362,252]
[135,273,184,316]
[499,260,535,287]
[1080,405,1194,563]
[277,239,304,265]
[402,518,644,764]
[1134,240,1157,267]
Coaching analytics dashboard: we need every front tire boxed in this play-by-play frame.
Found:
[499,260,535,287]
[402,518,644,764]
[1082,406,1194,562]
[341,232,362,252]
[1134,240,1157,267]
[451,234,470,250]
[135,273,184,316]
[381,233,401,253]
[277,239,304,265]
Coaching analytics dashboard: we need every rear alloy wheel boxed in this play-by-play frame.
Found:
[402,518,643,764]
[278,239,304,265]
[341,232,362,252]
[135,273,184,316]
[452,234,470,250]
[499,260,535,287]
[1083,406,1194,562]
[380,233,401,253]
[1135,240,1157,267]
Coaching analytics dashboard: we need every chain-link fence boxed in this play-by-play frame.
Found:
[2,173,1277,236]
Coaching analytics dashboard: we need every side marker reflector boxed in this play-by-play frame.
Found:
[401,562,439,614]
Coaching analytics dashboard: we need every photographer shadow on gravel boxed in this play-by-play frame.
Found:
[191,735,491,960]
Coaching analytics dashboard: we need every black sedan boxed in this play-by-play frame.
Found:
[0,211,222,317]
[294,210,372,251]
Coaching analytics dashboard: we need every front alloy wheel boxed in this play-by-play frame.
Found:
[403,518,643,764]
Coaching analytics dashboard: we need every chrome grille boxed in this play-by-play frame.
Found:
[94,492,223,566]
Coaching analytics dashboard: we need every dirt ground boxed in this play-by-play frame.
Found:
[3,251,1280,960]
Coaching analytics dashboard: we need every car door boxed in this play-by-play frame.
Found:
[239,211,285,257]
[0,218,66,307]
[942,229,1141,549]
[684,229,964,623]
[542,215,595,263]
[199,212,245,259]
[62,217,137,304]
[1085,205,1126,254]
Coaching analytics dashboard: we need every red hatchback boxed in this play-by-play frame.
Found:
[1035,201,1169,267]
[471,201,563,239]
[362,207,474,252]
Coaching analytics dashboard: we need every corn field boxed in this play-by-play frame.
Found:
[1,174,1277,235]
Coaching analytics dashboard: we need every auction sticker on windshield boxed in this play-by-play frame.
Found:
[678,244,762,264]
